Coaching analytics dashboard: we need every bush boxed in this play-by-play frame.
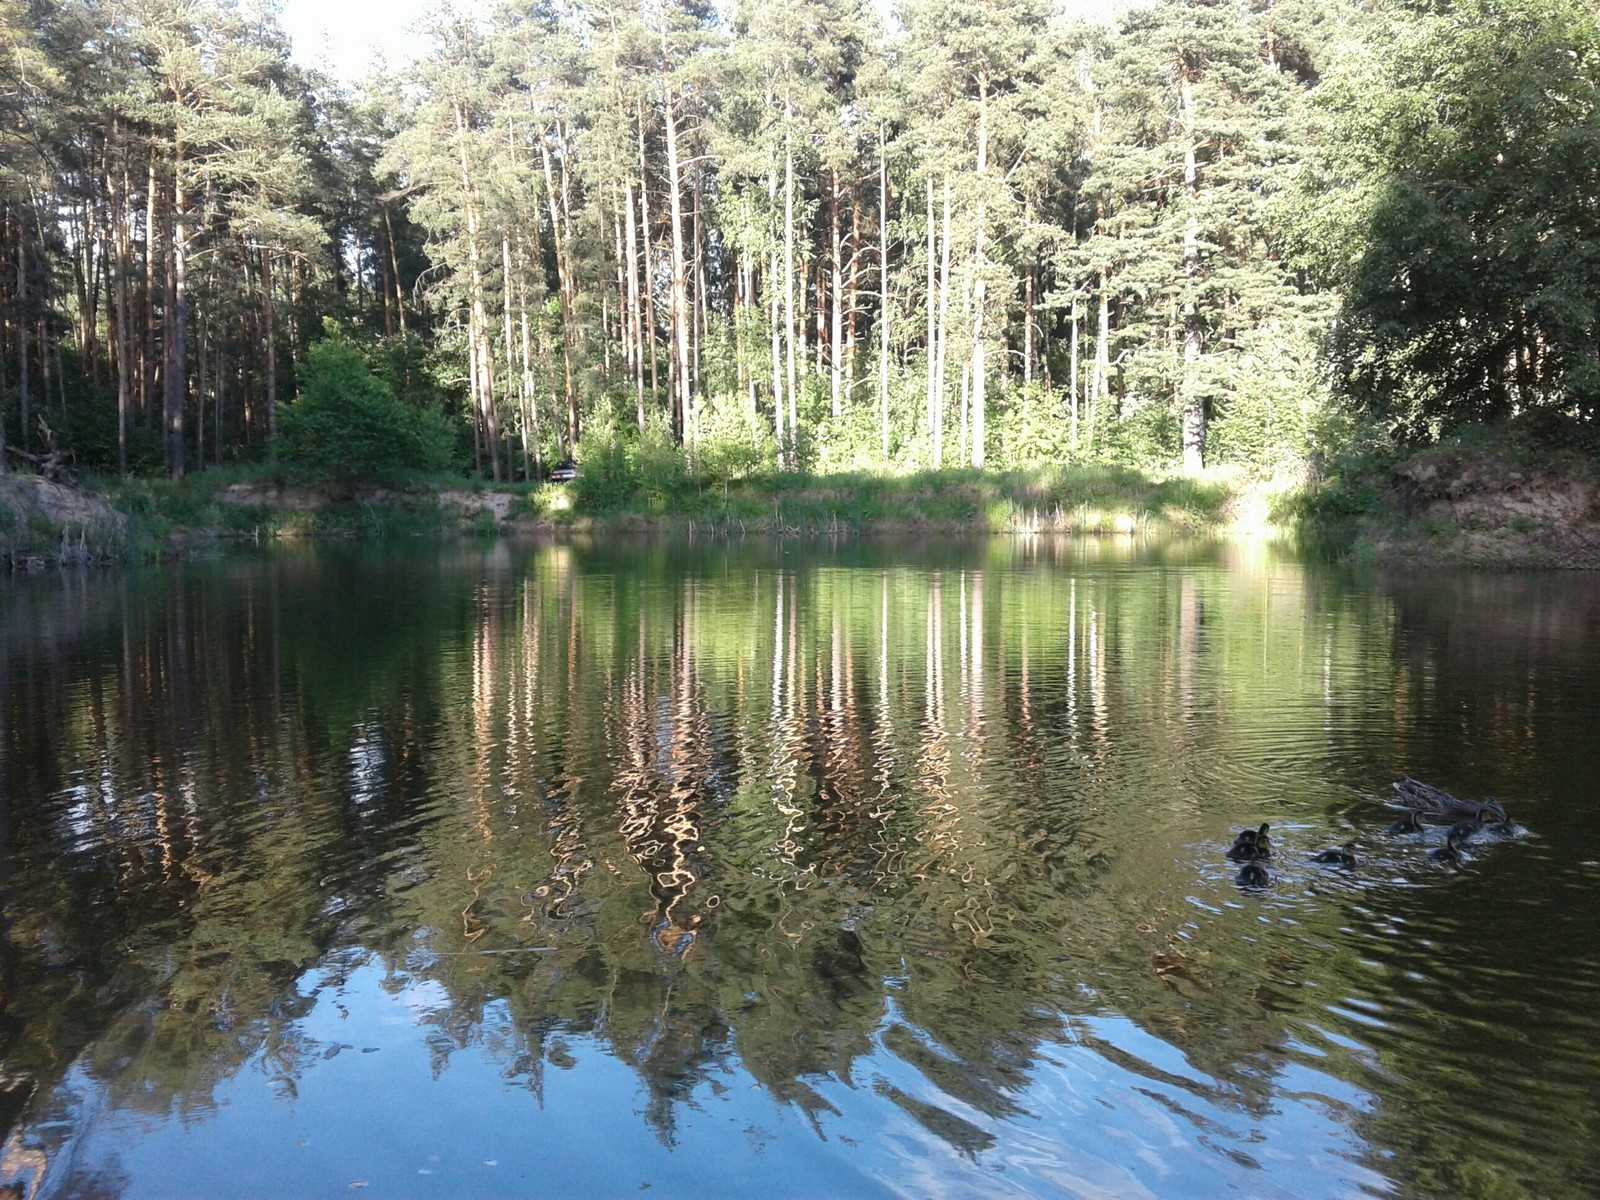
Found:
[693,397,778,484]
[572,413,638,511]
[278,337,455,480]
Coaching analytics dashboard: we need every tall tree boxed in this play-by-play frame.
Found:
[1298,0,1600,441]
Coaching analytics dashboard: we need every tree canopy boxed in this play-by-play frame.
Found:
[0,0,1593,485]
[1296,0,1600,444]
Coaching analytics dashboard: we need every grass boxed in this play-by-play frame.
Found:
[16,414,1592,570]
[5,460,1250,568]
[91,464,465,552]
[560,463,1237,537]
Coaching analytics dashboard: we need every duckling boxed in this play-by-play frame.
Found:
[1447,813,1486,844]
[1385,808,1424,835]
[1236,859,1271,887]
[1225,823,1272,862]
[1429,825,1471,866]
[1311,844,1357,868]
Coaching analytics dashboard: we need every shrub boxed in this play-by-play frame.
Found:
[693,397,778,484]
[278,337,454,480]
[572,413,638,511]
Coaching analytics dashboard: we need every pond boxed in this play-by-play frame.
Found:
[1,536,1597,1198]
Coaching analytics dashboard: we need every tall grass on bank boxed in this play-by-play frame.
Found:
[562,463,1236,537]
[1,461,1247,567]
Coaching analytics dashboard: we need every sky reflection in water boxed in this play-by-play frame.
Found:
[32,960,1383,1199]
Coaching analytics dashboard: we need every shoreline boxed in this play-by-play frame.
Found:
[4,447,1597,571]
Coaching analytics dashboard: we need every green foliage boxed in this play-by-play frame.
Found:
[991,383,1072,467]
[17,0,1591,528]
[635,413,691,510]
[1097,398,1179,469]
[812,400,889,474]
[572,404,782,514]
[695,400,780,485]
[572,413,638,512]
[322,325,464,420]
[278,336,456,481]
[1298,0,1600,443]
[1206,328,1326,470]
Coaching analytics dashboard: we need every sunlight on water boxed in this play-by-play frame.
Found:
[2,538,1598,1197]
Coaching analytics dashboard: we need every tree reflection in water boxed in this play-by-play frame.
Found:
[1,539,1598,1196]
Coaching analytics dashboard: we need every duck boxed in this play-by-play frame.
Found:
[1311,844,1357,868]
[1428,825,1472,866]
[1236,859,1271,887]
[1389,778,1510,826]
[1225,823,1272,862]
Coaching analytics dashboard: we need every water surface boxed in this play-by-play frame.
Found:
[2,537,1597,1198]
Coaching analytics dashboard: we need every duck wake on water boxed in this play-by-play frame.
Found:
[1220,779,1528,888]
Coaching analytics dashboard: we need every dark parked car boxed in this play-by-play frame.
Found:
[550,459,580,483]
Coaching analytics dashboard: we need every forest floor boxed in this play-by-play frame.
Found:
[4,446,1597,569]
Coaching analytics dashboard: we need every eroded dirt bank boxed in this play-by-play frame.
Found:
[1367,448,1600,568]
[0,475,128,566]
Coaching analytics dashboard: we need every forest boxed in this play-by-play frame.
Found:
[0,0,1595,500]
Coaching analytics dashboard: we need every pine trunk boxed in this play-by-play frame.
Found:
[815,258,825,378]
[1180,73,1205,474]
[0,214,8,473]
[263,248,277,462]
[637,99,660,399]
[111,162,132,475]
[1024,264,1034,389]
[935,174,953,468]
[517,253,536,479]
[1092,268,1109,448]
[692,166,706,435]
[829,167,843,419]
[457,102,502,480]
[623,178,645,428]
[539,134,577,457]
[971,80,989,471]
[770,246,784,464]
[661,65,692,446]
[142,158,156,429]
[879,126,891,464]
[501,230,518,456]
[213,341,224,464]
[1069,296,1079,446]
[467,299,483,474]
[167,157,188,479]
[195,313,207,470]
[783,112,798,466]
[847,186,860,398]
[925,170,935,464]
[382,202,406,334]
[15,220,29,455]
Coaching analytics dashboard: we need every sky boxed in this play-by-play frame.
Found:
[274,0,469,81]
[274,0,1122,82]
